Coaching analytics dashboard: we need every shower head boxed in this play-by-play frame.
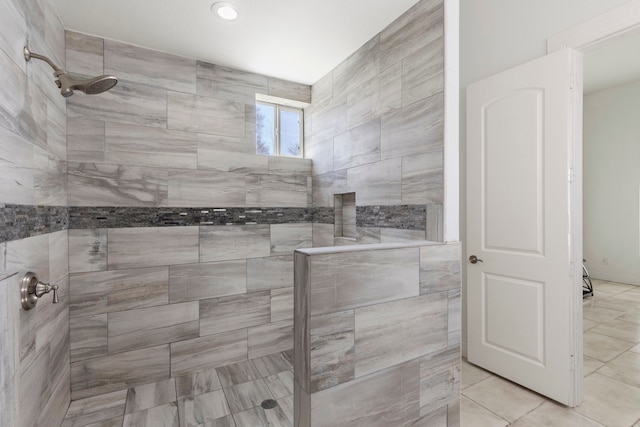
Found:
[23,45,118,97]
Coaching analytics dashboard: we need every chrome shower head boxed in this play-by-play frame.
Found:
[24,45,118,97]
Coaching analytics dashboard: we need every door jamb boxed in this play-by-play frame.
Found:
[546,0,640,407]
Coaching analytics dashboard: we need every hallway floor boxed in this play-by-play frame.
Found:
[62,350,294,427]
[462,280,640,427]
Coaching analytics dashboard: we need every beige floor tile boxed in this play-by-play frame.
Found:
[597,351,640,388]
[582,318,601,332]
[509,401,605,427]
[583,331,635,362]
[574,372,640,427]
[461,359,492,389]
[461,375,545,422]
[617,309,640,325]
[591,319,640,344]
[631,343,640,353]
[590,279,609,286]
[583,356,604,377]
[591,297,639,313]
[594,282,637,294]
[459,396,507,427]
[583,305,625,323]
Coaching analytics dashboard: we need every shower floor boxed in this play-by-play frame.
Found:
[62,349,294,427]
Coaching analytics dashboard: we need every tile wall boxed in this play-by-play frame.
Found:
[0,0,70,426]
[294,242,461,426]
[64,31,315,400]
[307,0,445,244]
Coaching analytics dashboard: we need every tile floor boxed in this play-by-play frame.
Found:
[61,350,294,427]
[61,280,640,427]
[462,280,640,427]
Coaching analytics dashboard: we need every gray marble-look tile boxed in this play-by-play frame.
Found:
[246,174,308,208]
[271,287,294,322]
[175,367,222,398]
[0,127,36,205]
[198,149,269,174]
[270,223,312,256]
[65,31,104,77]
[312,223,335,248]
[105,39,196,93]
[47,98,67,160]
[248,320,293,360]
[123,401,179,427]
[420,243,461,294]
[251,351,293,378]
[402,148,444,205]
[68,162,168,207]
[379,0,443,71]
[268,77,311,103]
[381,92,444,161]
[333,119,381,171]
[346,157,401,206]
[312,171,348,207]
[333,35,380,97]
[171,330,248,376]
[264,370,294,399]
[346,62,402,130]
[105,121,198,169]
[70,266,169,317]
[379,228,426,243]
[419,363,460,416]
[70,313,108,362]
[309,359,420,427]
[196,76,262,104]
[178,390,231,427]
[233,404,292,427]
[200,225,270,263]
[168,170,246,207]
[62,389,127,427]
[196,62,267,91]
[305,137,334,176]
[168,92,245,137]
[68,228,108,273]
[125,378,176,414]
[247,255,293,292]
[309,246,419,315]
[71,345,171,400]
[170,260,246,303]
[108,302,200,353]
[200,291,270,336]
[33,149,67,206]
[309,310,355,392]
[355,292,448,377]
[197,133,255,156]
[268,156,312,176]
[108,226,199,269]
[402,35,444,107]
[0,0,28,75]
[223,378,274,413]
[49,229,69,284]
[216,359,263,388]
[448,288,461,334]
[67,117,106,163]
[312,102,346,142]
[68,80,168,128]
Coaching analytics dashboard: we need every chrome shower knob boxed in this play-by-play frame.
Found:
[20,272,59,310]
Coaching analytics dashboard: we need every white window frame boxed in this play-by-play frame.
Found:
[257,100,304,157]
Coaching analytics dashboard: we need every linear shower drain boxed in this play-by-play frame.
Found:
[261,399,279,409]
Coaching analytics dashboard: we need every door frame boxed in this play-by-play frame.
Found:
[546,0,640,406]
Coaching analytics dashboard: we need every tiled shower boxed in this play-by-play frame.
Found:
[0,0,459,426]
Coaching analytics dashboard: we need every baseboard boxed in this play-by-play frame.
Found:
[587,269,640,287]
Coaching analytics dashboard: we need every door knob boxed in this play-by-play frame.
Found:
[469,255,483,264]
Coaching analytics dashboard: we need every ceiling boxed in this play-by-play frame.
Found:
[52,0,421,85]
[584,30,640,94]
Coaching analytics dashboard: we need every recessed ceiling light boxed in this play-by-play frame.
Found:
[211,2,239,21]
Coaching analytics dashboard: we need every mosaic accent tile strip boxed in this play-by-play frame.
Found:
[0,204,69,243]
[69,207,335,229]
[356,205,427,230]
[0,204,430,244]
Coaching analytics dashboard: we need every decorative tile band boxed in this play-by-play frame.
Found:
[0,204,69,243]
[356,205,427,230]
[0,204,430,244]
[68,206,335,229]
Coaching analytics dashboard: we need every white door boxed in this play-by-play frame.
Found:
[466,48,583,406]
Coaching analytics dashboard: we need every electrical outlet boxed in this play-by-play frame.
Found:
[602,257,608,266]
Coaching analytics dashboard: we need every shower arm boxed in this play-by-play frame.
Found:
[23,46,64,74]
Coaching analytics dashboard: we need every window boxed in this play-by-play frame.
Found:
[256,101,303,157]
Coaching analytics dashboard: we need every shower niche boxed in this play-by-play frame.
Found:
[334,192,356,239]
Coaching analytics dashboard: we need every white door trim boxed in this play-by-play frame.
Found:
[548,0,640,53]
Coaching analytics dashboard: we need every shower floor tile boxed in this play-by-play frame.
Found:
[62,350,294,427]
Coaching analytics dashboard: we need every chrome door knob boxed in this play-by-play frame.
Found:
[469,255,483,264]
